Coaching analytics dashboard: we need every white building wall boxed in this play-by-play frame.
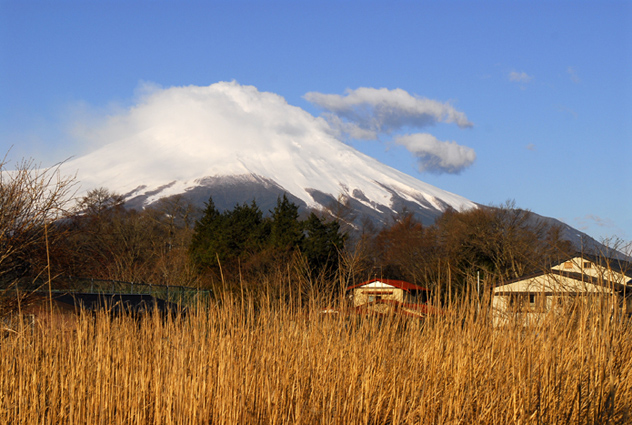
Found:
[353,287,403,307]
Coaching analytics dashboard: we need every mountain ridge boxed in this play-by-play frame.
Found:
[57,82,620,257]
[61,82,476,227]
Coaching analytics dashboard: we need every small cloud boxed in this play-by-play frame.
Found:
[394,133,476,174]
[304,87,473,141]
[567,67,581,83]
[508,71,534,84]
[584,214,616,228]
[526,143,536,151]
[557,105,578,119]
[574,214,619,234]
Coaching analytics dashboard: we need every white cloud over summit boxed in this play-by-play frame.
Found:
[69,82,476,179]
[304,87,475,174]
[68,81,334,183]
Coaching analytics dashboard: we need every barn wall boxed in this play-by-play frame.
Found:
[353,288,403,307]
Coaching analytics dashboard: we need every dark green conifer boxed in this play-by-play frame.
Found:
[224,200,266,259]
[189,197,224,268]
[301,212,345,277]
[269,194,303,251]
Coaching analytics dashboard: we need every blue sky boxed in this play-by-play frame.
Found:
[1,1,631,244]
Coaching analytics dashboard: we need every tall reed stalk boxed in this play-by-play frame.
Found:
[1,288,631,424]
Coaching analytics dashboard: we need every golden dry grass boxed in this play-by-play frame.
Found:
[2,293,632,424]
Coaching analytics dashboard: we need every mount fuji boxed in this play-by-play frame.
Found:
[61,82,476,226]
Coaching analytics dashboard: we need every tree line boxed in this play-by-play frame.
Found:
[347,200,573,294]
[1,157,577,305]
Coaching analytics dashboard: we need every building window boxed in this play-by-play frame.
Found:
[529,294,548,313]
[509,294,548,313]
[509,294,527,312]
[583,262,592,268]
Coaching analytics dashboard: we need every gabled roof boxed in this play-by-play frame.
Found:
[346,278,427,292]
[553,253,632,277]
[494,269,632,295]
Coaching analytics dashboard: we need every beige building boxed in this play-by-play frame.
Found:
[346,279,433,318]
[348,278,428,306]
[492,255,632,325]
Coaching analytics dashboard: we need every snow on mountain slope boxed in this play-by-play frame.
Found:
[61,82,476,221]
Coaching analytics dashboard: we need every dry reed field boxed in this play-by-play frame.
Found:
[2,292,632,424]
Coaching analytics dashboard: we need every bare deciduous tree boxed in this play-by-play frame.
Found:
[76,187,124,216]
[0,156,76,283]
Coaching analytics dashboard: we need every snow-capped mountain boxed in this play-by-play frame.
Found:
[62,82,476,225]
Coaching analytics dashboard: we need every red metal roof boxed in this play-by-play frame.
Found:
[346,278,428,292]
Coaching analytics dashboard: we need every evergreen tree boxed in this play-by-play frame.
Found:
[189,197,269,273]
[269,194,303,251]
[189,197,224,269]
[223,200,266,260]
[301,212,345,277]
